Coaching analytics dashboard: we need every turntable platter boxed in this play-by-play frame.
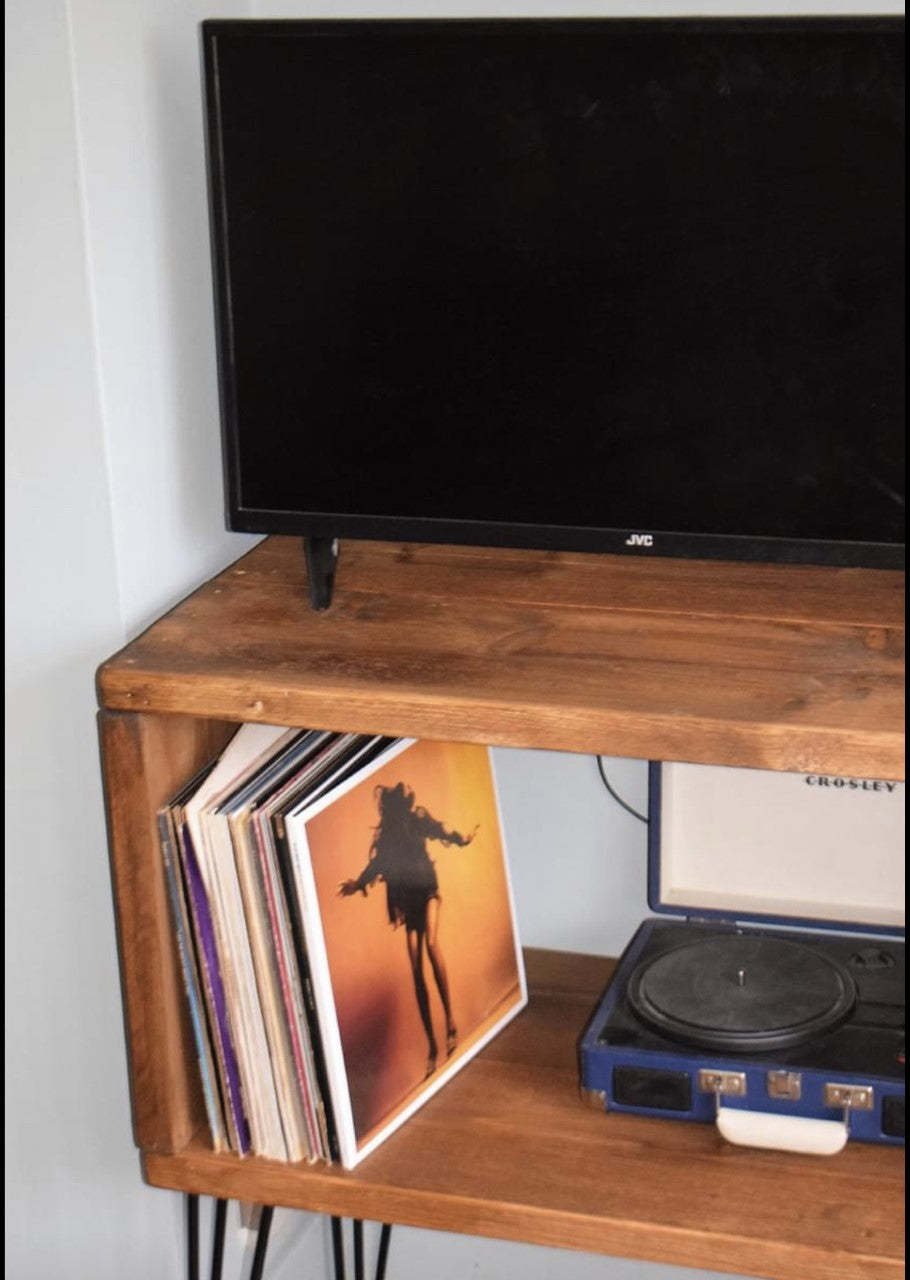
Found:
[628,933,858,1052]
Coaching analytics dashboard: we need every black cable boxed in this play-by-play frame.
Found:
[595,756,648,824]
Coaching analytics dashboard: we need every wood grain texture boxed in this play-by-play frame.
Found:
[96,539,905,1275]
[96,537,905,779]
[98,711,236,1153]
[143,950,905,1280]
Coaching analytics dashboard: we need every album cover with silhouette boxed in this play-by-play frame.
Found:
[283,738,527,1168]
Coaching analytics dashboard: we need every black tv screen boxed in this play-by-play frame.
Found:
[202,17,905,571]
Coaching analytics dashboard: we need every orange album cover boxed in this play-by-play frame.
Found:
[284,738,527,1167]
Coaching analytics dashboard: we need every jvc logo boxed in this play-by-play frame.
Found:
[624,533,654,547]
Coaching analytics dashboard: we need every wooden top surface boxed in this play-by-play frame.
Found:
[144,949,905,1280]
[97,536,905,779]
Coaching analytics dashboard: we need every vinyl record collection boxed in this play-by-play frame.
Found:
[159,726,527,1168]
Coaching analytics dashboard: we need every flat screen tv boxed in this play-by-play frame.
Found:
[201,17,905,606]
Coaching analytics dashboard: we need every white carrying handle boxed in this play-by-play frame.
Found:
[716,1105,848,1156]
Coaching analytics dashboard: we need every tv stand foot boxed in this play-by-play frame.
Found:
[304,536,339,611]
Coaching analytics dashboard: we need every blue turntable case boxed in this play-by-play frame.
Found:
[579,762,904,1153]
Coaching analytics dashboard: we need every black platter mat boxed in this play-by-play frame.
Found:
[628,932,858,1052]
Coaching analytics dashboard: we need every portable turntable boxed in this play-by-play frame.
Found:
[580,762,905,1154]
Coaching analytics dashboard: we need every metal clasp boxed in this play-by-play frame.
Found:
[699,1069,747,1115]
[824,1082,874,1133]
[767,1071,802,1101]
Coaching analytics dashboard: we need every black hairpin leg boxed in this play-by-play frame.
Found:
[331,1216,346,1280]
[332,1217,393,1280]
[247,1204,274,1280]
[375,1224,392,1280]
[353,1220,364,1280]
[187,1195,200,1280]
[187,1200,388,1280]
[210,1198,227,1280]
[185,1197,271,1280]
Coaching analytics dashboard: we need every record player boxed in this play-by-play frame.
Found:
[580,762,905,1154]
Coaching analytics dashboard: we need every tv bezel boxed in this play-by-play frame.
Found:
[201,16,905,573]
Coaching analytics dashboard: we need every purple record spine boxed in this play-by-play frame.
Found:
[180,824,251,1156]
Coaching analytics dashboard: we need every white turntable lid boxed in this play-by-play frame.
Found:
[649,762,905,934]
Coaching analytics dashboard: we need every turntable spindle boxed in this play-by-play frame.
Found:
[738,969,746,987]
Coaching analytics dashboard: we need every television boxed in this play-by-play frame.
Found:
[201,17,905,607]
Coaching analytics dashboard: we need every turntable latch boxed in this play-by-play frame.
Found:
[767,1070,802,1101]
[699,1069,747,1098]
[824,1083,874,1111]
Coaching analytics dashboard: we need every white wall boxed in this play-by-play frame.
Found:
[5,4,258,1278]
[4,2,899,1279]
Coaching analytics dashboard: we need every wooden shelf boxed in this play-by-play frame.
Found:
[142,950,904,1280]
[98,536,905,780]
[96,537,905,1280]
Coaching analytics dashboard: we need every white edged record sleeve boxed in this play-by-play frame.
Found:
[283,737,528,1168]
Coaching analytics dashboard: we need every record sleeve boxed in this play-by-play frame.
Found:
[283,738,528,1168]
